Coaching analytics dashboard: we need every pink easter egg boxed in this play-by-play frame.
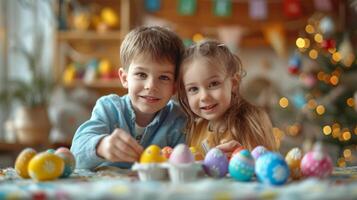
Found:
[300,151,333,178]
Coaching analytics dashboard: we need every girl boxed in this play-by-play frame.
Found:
[178,40,277,157]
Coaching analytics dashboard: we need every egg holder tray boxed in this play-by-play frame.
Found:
[131,162,204,183]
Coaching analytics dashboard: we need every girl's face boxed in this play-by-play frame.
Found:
[182,58,237,122]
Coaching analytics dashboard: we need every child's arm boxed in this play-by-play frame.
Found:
[96,128,143,162]
[216,140,240,158]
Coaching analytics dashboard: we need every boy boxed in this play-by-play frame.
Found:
[71,26,186,169]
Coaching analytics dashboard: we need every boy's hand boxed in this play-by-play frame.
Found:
[96,128,144,163]
[216,140,240,158]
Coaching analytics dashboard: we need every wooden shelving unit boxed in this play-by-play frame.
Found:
[54,0,132,96]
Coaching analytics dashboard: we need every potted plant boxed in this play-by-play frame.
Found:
[0,31,53,145]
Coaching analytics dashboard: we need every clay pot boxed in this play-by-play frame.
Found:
[14,106,51,145]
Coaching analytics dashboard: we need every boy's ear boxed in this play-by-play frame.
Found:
[118,68,128,88]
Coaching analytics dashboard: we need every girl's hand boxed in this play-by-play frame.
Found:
[216,140,241,158]
[96,128,144,163]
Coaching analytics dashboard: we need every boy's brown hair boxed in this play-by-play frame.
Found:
[120,26,185,79]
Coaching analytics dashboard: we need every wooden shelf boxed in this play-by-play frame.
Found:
[64,79,125,89]
[57,30,124,41]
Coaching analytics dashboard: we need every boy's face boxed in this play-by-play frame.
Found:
[119,55,176,121]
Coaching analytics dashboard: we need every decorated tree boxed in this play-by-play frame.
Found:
[276,9,357,166]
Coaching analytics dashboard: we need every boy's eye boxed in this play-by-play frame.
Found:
[208,81,220,88]
[135,72,147,78]
[186,87,198,94]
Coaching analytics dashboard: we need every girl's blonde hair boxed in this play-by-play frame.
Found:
[178,40,277,151]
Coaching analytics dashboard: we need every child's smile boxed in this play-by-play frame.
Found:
[182,58,237,121]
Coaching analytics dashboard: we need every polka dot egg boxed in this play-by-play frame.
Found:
[55,147,76,178]
[285,147,303,179]
[229,149,255,181]
[15,148,37,178]
[255,152,290,185]
[28,152,65,181]
[203,148,228,178]
[251,146,268,160]
[300,150,333,178]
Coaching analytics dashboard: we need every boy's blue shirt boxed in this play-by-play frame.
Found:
[70,94,186,170]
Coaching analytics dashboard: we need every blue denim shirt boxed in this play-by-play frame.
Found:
[70,94,186,170]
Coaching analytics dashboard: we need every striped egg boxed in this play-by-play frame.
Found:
[229,149,255,181]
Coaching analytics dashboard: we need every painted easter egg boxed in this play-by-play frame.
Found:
[255,152,290,185]
[251,146,268,160]
[228,146,245,161]
[28,152,65,181]
[285,147,303,179]
[189,146,204,161]
[161,146,173,159]
[140,145,166,163]
[169,144,194,164]
[229,149,255,181]
[15,148,37,178]
[55,147,76,178]
[300,150,333,178]
[203,148,229,178]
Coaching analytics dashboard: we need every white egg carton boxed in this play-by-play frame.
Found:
[164,162,203,183]
[131,162,168,181]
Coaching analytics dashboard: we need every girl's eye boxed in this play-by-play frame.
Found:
[135,72,147,79]
[187,87,198,94]
[159,75,171,81]
[208,81,220,88]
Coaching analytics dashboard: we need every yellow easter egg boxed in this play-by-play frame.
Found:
[28,152,65,181]
[140,145,166,163]
[15,148,37,178]
[73,12,90,31]
[101,8,119,27]
[189,146,204,161]
[285,147,303,179]
[98,59,112,76]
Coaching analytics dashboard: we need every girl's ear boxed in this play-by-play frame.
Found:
[118,68,128,88]
[231,73,240,91]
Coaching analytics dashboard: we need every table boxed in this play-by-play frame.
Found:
[1,167,357,199]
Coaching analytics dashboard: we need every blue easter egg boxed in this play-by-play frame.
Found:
[229,149,255,181]
[203,148,228,178]
[255,152,290,185]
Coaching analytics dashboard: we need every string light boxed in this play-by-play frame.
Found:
[354,127,357,135]
[279,97,289,108]
[316,105,325,115]
[342,131,351,141]
[343,149,352,159]
[346,97,354,107]
[328,48,336,54]
[307,99,317,109]
[309,49,318,59]
[323,125,332,135]
[305,24,315,34]
[332,52,342,62]
[317,71,324,81]
[329,75,339,86]
[296,37,305,48]
[314,33,323,43]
